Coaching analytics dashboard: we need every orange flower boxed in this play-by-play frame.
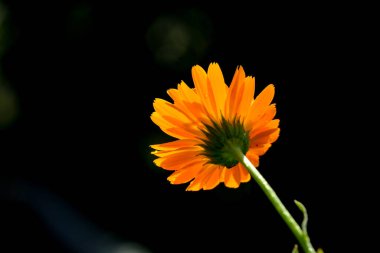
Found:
[150,62,280,191]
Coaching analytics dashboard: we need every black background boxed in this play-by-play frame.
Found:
[0,1,372,252]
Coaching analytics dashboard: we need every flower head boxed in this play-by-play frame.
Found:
[150,62,280,191]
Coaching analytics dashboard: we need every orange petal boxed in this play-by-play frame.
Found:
[250,104,277,137]
[219,167,226,182]
[237,76,255,118]
[203,165,222,190]
[151,111,173,129]
[153,150,202,170]
[151,112,190,139]
[192,65,216,120]
[151,102,200,138]
[224,66,246,120]
[250,143,272,156]
[246,149,259,167]
[238,163,251,183]
[207,63,228,119]
[151,116,198,139]
[251,128,279,145]
[168,82,208,125]
[166,88,196,123]
[150,139,200,151]
[168,127,199,139]
[177,81,201,103]
[223,166,240,188]
[167,161,204,184]
[269,128,280,143]
[267,119,280,129]
[232,166,241,186]
[251,119,280,137]
[191,65,208,95]
[244,84,275,130]
[167,88,180,103]
[182,100,211,127]
[230,68,246,117]
[153,98,194,126]
[152,145,202,158]
[186,167,211,191]
[177,81,212,127]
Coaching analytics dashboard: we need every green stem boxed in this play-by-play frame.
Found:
[230,145,316,253]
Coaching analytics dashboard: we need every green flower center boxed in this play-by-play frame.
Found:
[199,117,250,168]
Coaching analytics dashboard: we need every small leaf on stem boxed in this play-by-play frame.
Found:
[294,200,309,236]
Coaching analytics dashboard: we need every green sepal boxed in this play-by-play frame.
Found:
[199,116,249,168]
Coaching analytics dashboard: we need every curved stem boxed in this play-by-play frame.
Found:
[230,145,316,253]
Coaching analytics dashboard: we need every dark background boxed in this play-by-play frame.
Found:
[0,1,372,252]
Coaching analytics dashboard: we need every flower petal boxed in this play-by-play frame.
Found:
[167,81,210,126]
[238,163,251,183]
[178,82,200,101]
[251,143,272,156]
[150,139,200,151]
[224,66,246,120]
[250,104,277,137]
[186,167,211,191]
[153,98,189,122]
[152,145,202,158]
[244,84,275,130]
[192,65,217,120]
[252,119,280,137]
[203,165,223,190]
[251,128,280,146]
[219,167,226,182]
[268,128,280,143]
[223,166,241,188]
[237,76,255,118]
[167,161,204,184]
[246,149,259,167]
[207,63,228,119]
[153,150,203,170]
[151,112,194,139]
[153,99,202,136]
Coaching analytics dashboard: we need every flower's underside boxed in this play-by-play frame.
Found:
[151,63,280,191]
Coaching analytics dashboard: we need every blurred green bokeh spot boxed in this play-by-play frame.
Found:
[0,83,18,129]
[146,8,212,70]
[0,3,17,129]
